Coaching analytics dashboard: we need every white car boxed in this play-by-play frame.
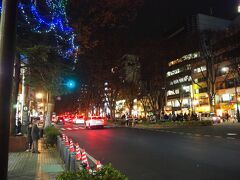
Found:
[85,116,105,128]
[201,113,222,123]
[73,115,85,124]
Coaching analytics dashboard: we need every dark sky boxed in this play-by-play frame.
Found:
[133,0,238,37]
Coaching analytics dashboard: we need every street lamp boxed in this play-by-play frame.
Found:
[36,93,43,99]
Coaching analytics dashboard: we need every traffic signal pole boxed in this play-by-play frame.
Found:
[0,0,18,179]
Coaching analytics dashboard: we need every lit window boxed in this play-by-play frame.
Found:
[167,101,172,106]
[193,66,206,73]
[167,69,180,77]
[168,52,200,67]
[182,86,190,92]
[195,89,199,94]
[222,94,230,101]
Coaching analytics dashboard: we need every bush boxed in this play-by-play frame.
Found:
[199,120,213,126]
[57,164,128,180]
[44,125,60,146]
[157,120,213,127]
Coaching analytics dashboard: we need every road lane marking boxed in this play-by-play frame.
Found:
[226,137,236,140]
[194,134,201,137]
[227,133,237,136]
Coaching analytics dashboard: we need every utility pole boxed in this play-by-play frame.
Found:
[0,0,18,179]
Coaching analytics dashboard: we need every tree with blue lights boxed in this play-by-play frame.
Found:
[1,0,78,61]
[0,0,80,129]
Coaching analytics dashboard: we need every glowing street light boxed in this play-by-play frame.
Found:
[221,67,229,73]
[36,93,43,99]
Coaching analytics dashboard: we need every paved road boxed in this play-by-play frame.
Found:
[59,124,240,180]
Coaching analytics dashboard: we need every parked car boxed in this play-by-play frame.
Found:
[85,116,105,129]
[73,115,85,124]
[68,114,75,123]
[200,113,222,123]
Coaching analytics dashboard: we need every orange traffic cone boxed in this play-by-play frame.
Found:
[75,143,81,160]
[65,136,69,147]
[69,138,74,153]
[81,149,89,169]
[96,160,102,171]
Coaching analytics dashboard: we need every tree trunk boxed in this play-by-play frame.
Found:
[44,91,53,128]
[209,95,216,113]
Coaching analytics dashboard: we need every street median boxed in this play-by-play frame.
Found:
[133,120,213,129]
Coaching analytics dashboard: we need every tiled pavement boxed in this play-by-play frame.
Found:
[8,139,64,180]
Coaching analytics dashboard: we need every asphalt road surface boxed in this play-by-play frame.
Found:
[59,124,240,180]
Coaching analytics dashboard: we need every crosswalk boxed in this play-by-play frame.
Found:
[60,125,114,131]
[60,127,85,131]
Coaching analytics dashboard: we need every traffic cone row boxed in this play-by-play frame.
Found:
[75,143,82,160]
[69,139,74,153]
[61,133,102,171]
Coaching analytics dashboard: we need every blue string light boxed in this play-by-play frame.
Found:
[0,0,78,62]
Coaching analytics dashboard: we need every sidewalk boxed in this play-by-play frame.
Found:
[8,139,64,180]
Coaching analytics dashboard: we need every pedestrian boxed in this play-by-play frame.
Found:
[16,119,22,135]
[125,114,129,127]
[183,113,188,121]
[172,113,176,121]
[26,122,33,152]
[31,120,40,153]
[168,113,172,121]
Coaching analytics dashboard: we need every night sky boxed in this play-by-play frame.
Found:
[133,0,238,37]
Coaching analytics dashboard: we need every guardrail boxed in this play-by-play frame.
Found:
[56,134,102,173]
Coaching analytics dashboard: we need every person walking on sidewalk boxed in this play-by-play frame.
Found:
[26,122,33,152]
[31,120,40,153]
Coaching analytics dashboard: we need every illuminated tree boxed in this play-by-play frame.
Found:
[1,0,78,60]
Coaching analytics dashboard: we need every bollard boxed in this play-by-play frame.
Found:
[64,145,68,160]
[64,147,70,170]
[69,153,76,172]
[57,136,61,152]
[60,140,65,161]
